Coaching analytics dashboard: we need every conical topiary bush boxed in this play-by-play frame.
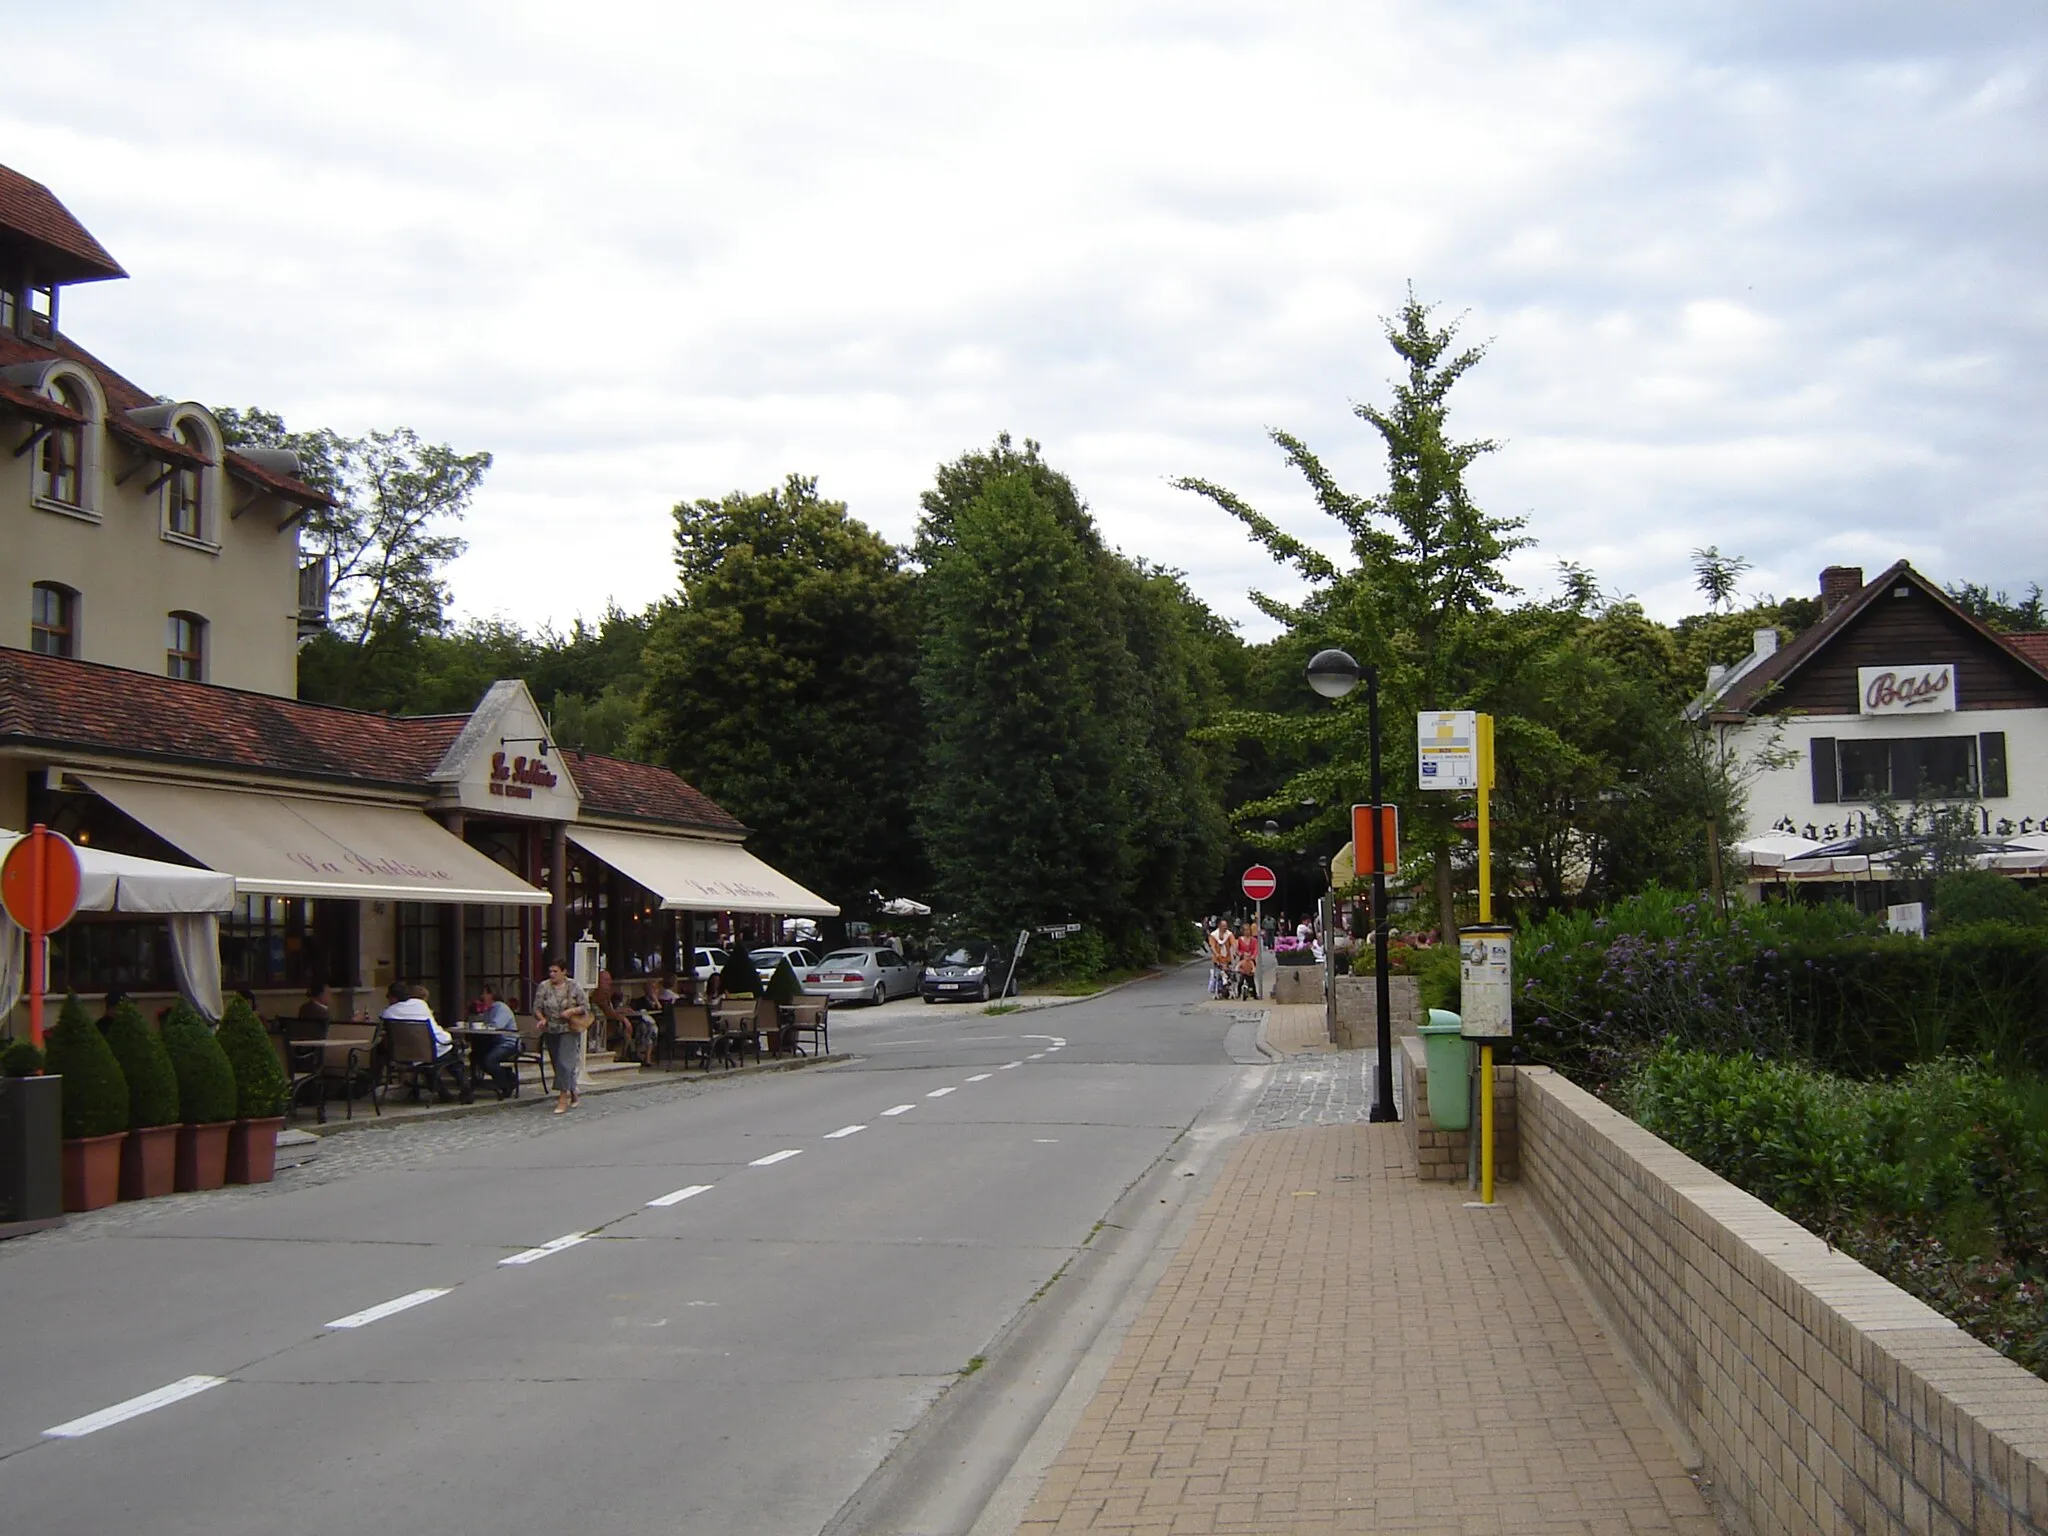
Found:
[764,957,803,1005]
[161,1002,237,1191]
[218,996,288,1119]
[103,1001,180,1129]
[719,948,758,999]
[45,994,129,1140]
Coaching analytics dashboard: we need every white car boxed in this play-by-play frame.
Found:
[688,947,729,981]
[749,946,821,986]
[802,948,922,1005]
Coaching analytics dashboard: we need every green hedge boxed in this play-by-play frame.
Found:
[1625,1047,2048,1378]
[160,1002,239,1125]
[217,996,289,1118]
[44,993,129,1140]
[103,1001,180,1129]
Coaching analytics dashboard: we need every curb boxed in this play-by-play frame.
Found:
[983,959,1194,1016]
[298,1051,843,1139]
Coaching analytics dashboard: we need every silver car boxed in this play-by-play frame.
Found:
[801,947,922,1005]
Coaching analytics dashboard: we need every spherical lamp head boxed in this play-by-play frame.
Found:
[1305,648,1362,700]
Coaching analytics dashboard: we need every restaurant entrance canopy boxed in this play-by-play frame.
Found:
[567,827,838,917]
[80,776,550,905]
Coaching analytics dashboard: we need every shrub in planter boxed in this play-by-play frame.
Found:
[719,949,758,999]
[217,996,289,1184]
[763,958,803,1005]
[1,1037,45,1078]
[160,1002,237,1191]
[43,994,129,1212]
[103,1001,181,1200]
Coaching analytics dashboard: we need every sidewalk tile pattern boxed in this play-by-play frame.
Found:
[1018,1122,1725,1535]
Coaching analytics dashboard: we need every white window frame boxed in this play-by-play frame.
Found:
[32,366,104,522]
[160,412,221,551]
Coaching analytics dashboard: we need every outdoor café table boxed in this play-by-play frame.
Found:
[713,1004,759,1064]
[447,1026,513,1103]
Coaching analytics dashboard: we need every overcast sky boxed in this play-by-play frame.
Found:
[11,2,2045,640]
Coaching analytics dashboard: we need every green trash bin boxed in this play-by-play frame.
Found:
[1416,1009,1471,1130]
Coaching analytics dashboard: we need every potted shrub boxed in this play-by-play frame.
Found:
[103,1001,182,1200]
[217,996,289,1184]
[43,994,130,1212]
[718,948,758,1001]
[0,1037,63,1227]
[160,1002,238,1191]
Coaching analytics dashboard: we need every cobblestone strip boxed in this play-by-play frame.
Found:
[1247,1051,1401,1132]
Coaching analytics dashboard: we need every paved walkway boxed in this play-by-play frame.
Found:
[1013,1022,1722,1535]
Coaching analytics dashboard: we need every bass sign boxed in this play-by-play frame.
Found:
[1858,664,1955,716]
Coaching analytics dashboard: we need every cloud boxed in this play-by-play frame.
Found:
[8,0,2044,643]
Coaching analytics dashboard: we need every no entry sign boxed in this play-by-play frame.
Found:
[1240,864,1278,902]
[2,825,83,1048]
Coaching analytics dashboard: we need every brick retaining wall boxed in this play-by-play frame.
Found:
[1518,1065,2048,1535]
[1397,1033,1519,1183]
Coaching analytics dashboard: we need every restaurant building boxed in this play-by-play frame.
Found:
[1,161,832,1030]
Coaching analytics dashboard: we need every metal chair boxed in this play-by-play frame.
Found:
[787,998,829,1057]
[384,1019,467,1103]
[515,1012,549,1094]
[665,1003,722,1070]
[299,1021,382,1123]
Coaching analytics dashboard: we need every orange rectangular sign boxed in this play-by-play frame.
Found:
[1351,804,1400,876]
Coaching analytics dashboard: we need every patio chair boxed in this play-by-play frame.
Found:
[280,1016,329,1123]
[714,1002,760,1065]
[753,996,787,1057]
[298,1021,382,1124]
[515,1012,549,1094]
[665,1003,721,1070]
[384,1019,467,1104]
[787,998,829,1057]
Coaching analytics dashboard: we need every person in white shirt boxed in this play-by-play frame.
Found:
[381,982,459,1100]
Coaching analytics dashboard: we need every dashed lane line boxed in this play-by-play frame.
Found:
[881,1104,916,1116]
[926,1087,957,1098]
[325,1288,451,1330]
[45,1376,226,1439]
[999,1062,1021,1070]
[501,1232,593,1266]
[750,1149,803,1166]
[824,1125,866,1138]
[647,1184,714,1207]
[965,1074,992,1082]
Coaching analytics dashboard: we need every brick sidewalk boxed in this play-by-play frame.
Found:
[1015,1121,1722,1535]
[1263,1003,1332,1057]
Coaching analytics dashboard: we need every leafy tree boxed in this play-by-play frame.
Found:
[1947,581,2046,633]
[1177,290,1529,936]
[638,476,924,917]
[217,406,491,707]
[1690,546,1751,612]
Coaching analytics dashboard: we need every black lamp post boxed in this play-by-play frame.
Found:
[1305,647,1397,1122]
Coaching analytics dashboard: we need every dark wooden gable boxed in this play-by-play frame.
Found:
[1772,574,2048,715]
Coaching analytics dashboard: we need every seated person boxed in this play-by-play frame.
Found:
[471,983,521,1099]
[381,982,458,1098]
[298,982,333,1025]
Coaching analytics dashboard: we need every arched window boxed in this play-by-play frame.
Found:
[165,419,205,539]
[37,378,86,507]
[166,611,206,681]
[31,582,79,657]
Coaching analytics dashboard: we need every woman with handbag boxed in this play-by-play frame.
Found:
[533,955,593,1114]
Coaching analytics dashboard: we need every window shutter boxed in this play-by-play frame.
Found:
[1980,732,2009,798]
[1810,737,1839,804]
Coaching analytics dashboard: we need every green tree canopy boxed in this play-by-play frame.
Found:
[638,476,924,915]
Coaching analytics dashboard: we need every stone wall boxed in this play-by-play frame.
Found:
[1518,1066,2048,1536]
[1397,1033,1519,1184]
[1268,962,1322,1005]
[1332,972,1419,1050]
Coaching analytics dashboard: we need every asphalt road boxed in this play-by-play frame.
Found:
[0,963,1264,1535]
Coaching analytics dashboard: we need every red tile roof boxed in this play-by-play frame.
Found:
[0,648,746,836]
[2007,633,2048,670]
[0,165,126,283]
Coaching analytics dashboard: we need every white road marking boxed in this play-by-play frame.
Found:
[1046,1045,1063,1052]
[881,1104,915,1115]
[824,1124,865,1138]
[925,1086,957,1098]
[325,1288,451,1329]
[999,1061,1021,1069]
[750,1149,803,1166]
[965,1073,992,1082]
[1035,1138,1060,1143]
[45,1375,226,1438]
[647,1184,714,1207]
[1028,1053,1046,1059]
[502,1232,592,1266]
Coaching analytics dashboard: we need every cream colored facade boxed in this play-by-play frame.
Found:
[2,371,305,697]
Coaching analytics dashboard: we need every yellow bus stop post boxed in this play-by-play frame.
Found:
[1476,713,1496,1206]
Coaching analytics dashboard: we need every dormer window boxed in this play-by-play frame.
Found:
[38,378,85,506]
[166,420,204,539]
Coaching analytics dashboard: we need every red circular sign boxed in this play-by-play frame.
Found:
[1240,864,1278,902]
[2,827,84,934]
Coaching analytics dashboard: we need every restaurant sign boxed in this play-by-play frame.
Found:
[1858,664,1956,716]
[489,751,560,801]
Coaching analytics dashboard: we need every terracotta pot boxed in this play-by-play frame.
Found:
[226,1117,285,1185]
[120,1124,180,1200]
[174,1122,233,1192]
[61,1132,126,1212]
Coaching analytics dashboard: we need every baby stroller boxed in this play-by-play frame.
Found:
[1208,962,1231,999]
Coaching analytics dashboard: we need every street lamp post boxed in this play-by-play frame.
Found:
[1306,648,1397,1122]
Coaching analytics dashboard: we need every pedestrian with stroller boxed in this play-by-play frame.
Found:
[1235,921,1261,999]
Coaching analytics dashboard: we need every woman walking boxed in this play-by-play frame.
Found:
[533,955,592,1114]
[1235,921,1261,1000]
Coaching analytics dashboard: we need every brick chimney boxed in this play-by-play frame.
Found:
[1820,565,1864,615]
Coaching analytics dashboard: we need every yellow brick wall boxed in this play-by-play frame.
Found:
[1518,1066,2048,1536]
[1398,1033,1519,1183]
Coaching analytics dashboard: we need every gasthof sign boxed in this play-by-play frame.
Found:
[1457,925,1513,1038]
[1417,711,1479,791]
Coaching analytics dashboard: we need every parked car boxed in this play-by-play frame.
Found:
[749,946,820,986]
[920,940,1018,1004]
[687,947,729,982]
[802,948,922,1005]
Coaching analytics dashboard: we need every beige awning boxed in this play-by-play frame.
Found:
[82,776,550,905]
[567,826,838,917]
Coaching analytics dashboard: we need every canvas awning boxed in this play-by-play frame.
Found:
[0,829,234,913]
[80,776,549,905]
[567,826,838,917]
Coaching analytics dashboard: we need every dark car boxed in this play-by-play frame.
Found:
[920,939,1018,1004]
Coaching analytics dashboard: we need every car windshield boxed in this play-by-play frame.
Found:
[750,949,790,965]
[935,945,990,966]
[820,951,871,967]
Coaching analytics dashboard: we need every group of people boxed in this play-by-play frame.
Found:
[1204,918,1263,1000]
